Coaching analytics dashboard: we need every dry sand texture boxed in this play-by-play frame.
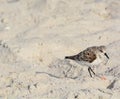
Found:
[0,0,120,99]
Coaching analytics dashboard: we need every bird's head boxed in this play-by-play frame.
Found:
[98,45,109,59]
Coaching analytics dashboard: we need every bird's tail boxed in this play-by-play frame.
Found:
[65,55,78,60]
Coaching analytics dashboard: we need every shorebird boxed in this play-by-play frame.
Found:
[65,46,109,77]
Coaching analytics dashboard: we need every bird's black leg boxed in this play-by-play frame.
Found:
[89,67,95,75]
[88,67,96,77]
[88,67,92,77]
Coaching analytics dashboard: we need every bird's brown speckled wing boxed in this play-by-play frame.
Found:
[65,46,97,63]
[78,47,97,63]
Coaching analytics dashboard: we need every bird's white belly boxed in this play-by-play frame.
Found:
[91,57,102,66]
[76,57,103,67]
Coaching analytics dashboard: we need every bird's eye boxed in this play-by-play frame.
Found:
[87,53,90,55]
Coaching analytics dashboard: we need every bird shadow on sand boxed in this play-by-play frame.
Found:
[36,59,85,79]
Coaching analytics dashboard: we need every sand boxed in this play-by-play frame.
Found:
[0,0,120,99]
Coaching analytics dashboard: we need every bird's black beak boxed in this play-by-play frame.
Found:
[104,53,109,59]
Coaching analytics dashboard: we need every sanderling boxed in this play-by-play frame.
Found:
[65,45,109,77]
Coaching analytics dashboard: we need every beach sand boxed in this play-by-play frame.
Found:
[0,0,120,98]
